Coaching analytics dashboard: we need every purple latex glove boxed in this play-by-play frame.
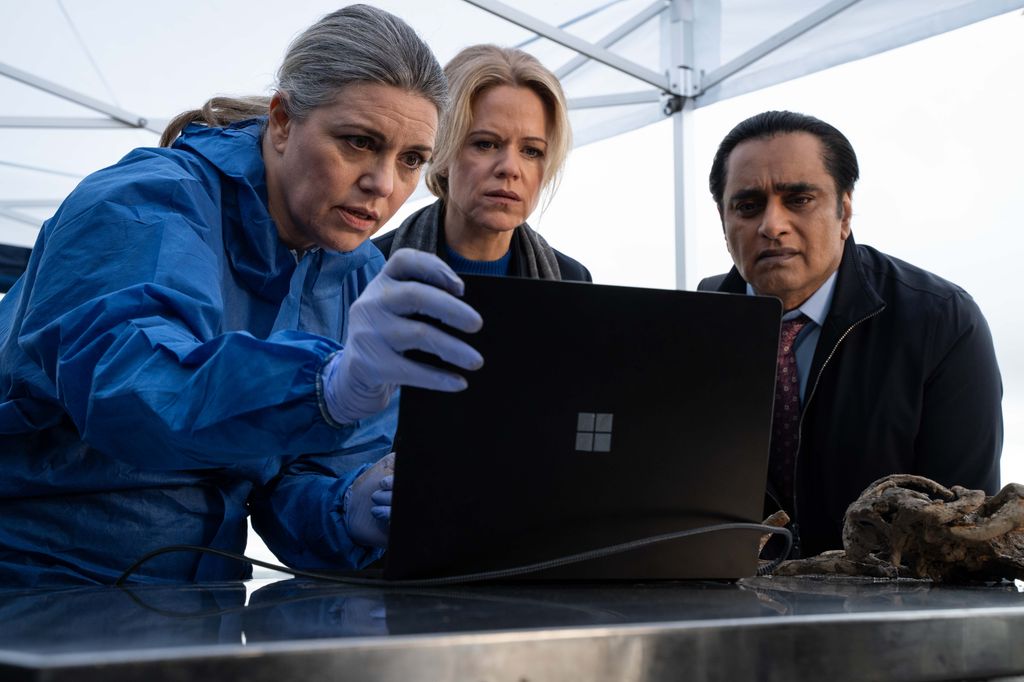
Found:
[324,249,483,425]
[344,453,395,549]
[371,475,393,522]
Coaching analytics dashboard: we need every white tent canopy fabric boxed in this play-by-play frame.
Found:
[1,0,1021,283]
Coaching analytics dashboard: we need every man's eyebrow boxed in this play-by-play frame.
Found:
[775,181,823,194]
[727,188,765,204]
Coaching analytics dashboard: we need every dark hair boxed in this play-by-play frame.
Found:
[709,111,859,215]
[160,4,447,147]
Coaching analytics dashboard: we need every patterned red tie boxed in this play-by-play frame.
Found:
[769,316,809,509]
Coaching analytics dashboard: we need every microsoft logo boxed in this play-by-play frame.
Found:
[575,412,613,452]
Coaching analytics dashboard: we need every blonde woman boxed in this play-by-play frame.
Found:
[375,44,590,281]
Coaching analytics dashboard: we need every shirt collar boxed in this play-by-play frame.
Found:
[745,269,838,325]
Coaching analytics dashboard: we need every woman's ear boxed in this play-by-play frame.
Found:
[266,93,291,154]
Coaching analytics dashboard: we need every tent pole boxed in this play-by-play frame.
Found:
[463,0,674,93]
[672,100,696,291]
[667,0,697,290]
[0,62,160,134]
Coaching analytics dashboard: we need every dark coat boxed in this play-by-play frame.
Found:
[373,209,592,283]
[699,234,1002,557]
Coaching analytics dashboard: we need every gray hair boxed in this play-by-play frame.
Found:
[161,4,447,146]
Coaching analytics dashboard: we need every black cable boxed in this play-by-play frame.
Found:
[757,529,793,576]
[115,523,792,587]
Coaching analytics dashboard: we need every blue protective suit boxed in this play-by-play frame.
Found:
[0,119,395,586]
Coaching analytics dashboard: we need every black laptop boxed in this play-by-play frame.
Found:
[386,275,781,581]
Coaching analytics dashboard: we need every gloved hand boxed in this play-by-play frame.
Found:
[370,475,393,522]
[344,452,395,549]
[324,248,484,425]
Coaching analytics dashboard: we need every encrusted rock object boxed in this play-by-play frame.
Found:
[773,474,1024,582]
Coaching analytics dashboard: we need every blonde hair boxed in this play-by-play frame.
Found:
[426,45,571,202]
[160,5,447,147]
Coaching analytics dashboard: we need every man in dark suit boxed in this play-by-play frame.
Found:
[699,111,1002,557]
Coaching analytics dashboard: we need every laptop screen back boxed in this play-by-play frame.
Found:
[387,276,781,580]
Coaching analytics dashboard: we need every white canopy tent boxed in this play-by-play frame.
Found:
[2,0,1021,288]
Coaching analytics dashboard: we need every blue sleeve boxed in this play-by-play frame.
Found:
[249,402,396,569]
[15,153,356,468]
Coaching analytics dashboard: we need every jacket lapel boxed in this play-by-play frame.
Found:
[806,234,886,389]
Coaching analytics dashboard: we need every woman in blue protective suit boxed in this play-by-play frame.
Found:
[373,44,590,281]
[0,5,482,587]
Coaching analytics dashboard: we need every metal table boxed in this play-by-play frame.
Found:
[2,576,1024,681]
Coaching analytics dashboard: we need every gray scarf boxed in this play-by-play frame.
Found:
[386,200,562,280]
